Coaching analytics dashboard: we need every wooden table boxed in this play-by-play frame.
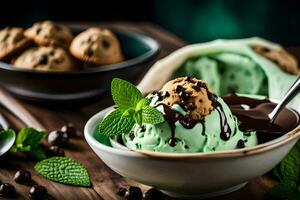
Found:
[0,22,295,200]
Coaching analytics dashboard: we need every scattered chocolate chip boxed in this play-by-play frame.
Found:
[29,185,47,200]
[61,123,78,138]
[101,40,110,49]
[49,50,55,56]
[184,145,189,149]
[85,48,94,57]
[179,91,190,100]
[87,37,92,43]
[229,73,235,79]
[39,55,48,65]
[14,170,32,185]
[183,76,195,83]
[1,33,10,42]
[144,188,164,200]
[36,27,42,35]
[116,187,127,197]
[192,85,200,92]
[150,91,157,96]
[168,138,176,147]
[174,85,184,93]
[47,130,69,147]
[53,59,63,65]
[162,91,170,98]
[157,92,164,101]
[0,183,16,198]
[139,125,146,132]
[237,140,245,148]
[13,34,24,43]
[129,131,135,140]
[46,146,65,157]
[124,186,142,200]
[186,103,196,111]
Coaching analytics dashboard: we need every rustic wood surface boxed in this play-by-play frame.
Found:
[1,22,299,200]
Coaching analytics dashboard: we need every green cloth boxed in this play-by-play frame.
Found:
[173,44,299,110]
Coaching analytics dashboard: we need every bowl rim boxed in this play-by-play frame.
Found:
[84,97,300,160]
[0,29,160,75]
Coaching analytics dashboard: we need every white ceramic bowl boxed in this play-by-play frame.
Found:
[85,105,300,199]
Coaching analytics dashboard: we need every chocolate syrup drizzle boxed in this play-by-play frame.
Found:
[149,80,300,147]
[159,104,203,147]
[222,93,300,135]
[151,76,232,147]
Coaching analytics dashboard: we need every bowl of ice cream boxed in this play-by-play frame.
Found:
[85,77,300,199]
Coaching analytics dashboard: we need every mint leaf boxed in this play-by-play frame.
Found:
[274,141,300,182]
[26,147,47,161]
[136,98,151,111]
[99,109,135,136]
[10,128,47,160]
[141,106,164,124]
[35,157,90,187]
[15,128,46,150]
[99,78,165,137]
[111,78,143,111]
[269,179,297,199]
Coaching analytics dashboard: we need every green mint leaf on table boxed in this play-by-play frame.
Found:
[141,105,165,124]
[15,128,46,150]
[11,127,46,160]
[274,141,300,182]
[35,157,91,187]
[99,78,164,137]
[271,141,300,199]
[98,109,135,137]
[269,179,297,199]
[111,78,143,111]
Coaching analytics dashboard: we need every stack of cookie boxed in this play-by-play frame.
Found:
[0,21,124,72]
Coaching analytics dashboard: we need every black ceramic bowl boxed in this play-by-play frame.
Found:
[0,27,159,103]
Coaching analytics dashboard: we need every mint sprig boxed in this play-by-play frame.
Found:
[98,78,165,137]
[270,141,300,199]
[99,109,135,137]
[10,127,46,161]
[35,157,91,187]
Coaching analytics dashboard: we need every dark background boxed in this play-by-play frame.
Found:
[2,0,300,46]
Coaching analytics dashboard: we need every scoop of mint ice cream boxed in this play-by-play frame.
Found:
[122,96,257,153]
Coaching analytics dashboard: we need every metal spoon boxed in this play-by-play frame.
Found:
[230,77,300,134]
[0,112,15,156]
[268,77,300,122]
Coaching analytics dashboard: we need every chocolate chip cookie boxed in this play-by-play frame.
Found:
[24,21,73,49]
[254,46,299,75]
[13,46,77,72]
[70,27,124,66]
[0,27,31,60]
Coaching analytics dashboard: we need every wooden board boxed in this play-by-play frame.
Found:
[1,22,299,200]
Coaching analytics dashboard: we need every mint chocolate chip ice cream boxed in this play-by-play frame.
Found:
[122,77,257,153]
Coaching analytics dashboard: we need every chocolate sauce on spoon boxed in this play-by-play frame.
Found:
[223,94,300,134]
